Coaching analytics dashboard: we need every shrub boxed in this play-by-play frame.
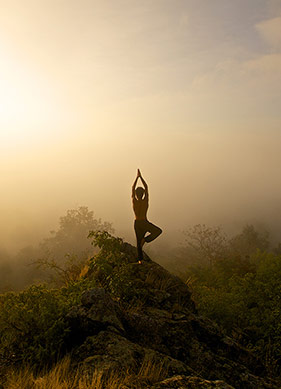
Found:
[185,251,281,376]
[88,231,144,302]
[0,279,95,368]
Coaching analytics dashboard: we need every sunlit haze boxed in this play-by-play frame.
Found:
[1,0,281,251]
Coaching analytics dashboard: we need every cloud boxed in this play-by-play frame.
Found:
[191,51,281,93]
[256,16,281,50]
[245,53,281,75]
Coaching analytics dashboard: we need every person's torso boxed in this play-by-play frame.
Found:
[133,197,148,220]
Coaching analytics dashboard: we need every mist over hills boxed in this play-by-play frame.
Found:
[0,205,280,291]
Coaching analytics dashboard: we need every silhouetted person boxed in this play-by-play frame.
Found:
[132,169,162,263]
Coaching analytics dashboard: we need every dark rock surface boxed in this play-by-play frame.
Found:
[67,242,279,388]
[66,287,124,346]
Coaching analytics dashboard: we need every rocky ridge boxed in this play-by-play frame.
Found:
[65,240,278,388]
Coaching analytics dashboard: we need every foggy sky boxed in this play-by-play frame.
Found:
[1,0,281,251]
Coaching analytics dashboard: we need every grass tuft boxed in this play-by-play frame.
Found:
[4,354,167,389]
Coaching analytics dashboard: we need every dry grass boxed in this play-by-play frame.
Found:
[79,264,89,279]
[136,358,166,383]
[145,270,179,292]
[121,299,146,315]
[4,355,167,389]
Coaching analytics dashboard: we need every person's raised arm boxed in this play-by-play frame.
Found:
[139,170,149,198]
[132,170,140,198]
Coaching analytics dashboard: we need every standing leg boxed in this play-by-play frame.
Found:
[134,220,145,262]
[144,221,162,243]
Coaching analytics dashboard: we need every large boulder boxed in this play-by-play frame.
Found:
[66,288,124,346]
[75,330,192,377]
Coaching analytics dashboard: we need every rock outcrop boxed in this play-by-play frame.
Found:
[65,240,278,388]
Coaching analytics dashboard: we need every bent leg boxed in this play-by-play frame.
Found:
[144,222,162,243]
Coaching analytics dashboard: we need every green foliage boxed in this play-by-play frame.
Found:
[0,231,137,369]
[186,250,281,376]
[89,230,123,254]
[88,231,142,302]
[178,223,280,377]
[0,279,95,368]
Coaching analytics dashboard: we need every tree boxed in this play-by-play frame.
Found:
[183,224,228,266]
[30,207,114,286]
[40,206,113,264]
[229,224,269,258]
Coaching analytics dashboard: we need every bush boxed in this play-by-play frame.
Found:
[185,251,281,376]
[88,231,145,302]
[0,279,95,368]
[0,231,136,369]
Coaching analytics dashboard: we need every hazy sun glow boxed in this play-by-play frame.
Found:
[0,46,62,144]
[0,0,281,251]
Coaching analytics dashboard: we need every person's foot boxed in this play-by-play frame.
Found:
[138,260,142,264]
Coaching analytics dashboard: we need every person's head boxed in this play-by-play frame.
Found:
[136,187,145,200]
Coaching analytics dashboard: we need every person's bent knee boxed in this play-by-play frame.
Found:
[157,227,162,236]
